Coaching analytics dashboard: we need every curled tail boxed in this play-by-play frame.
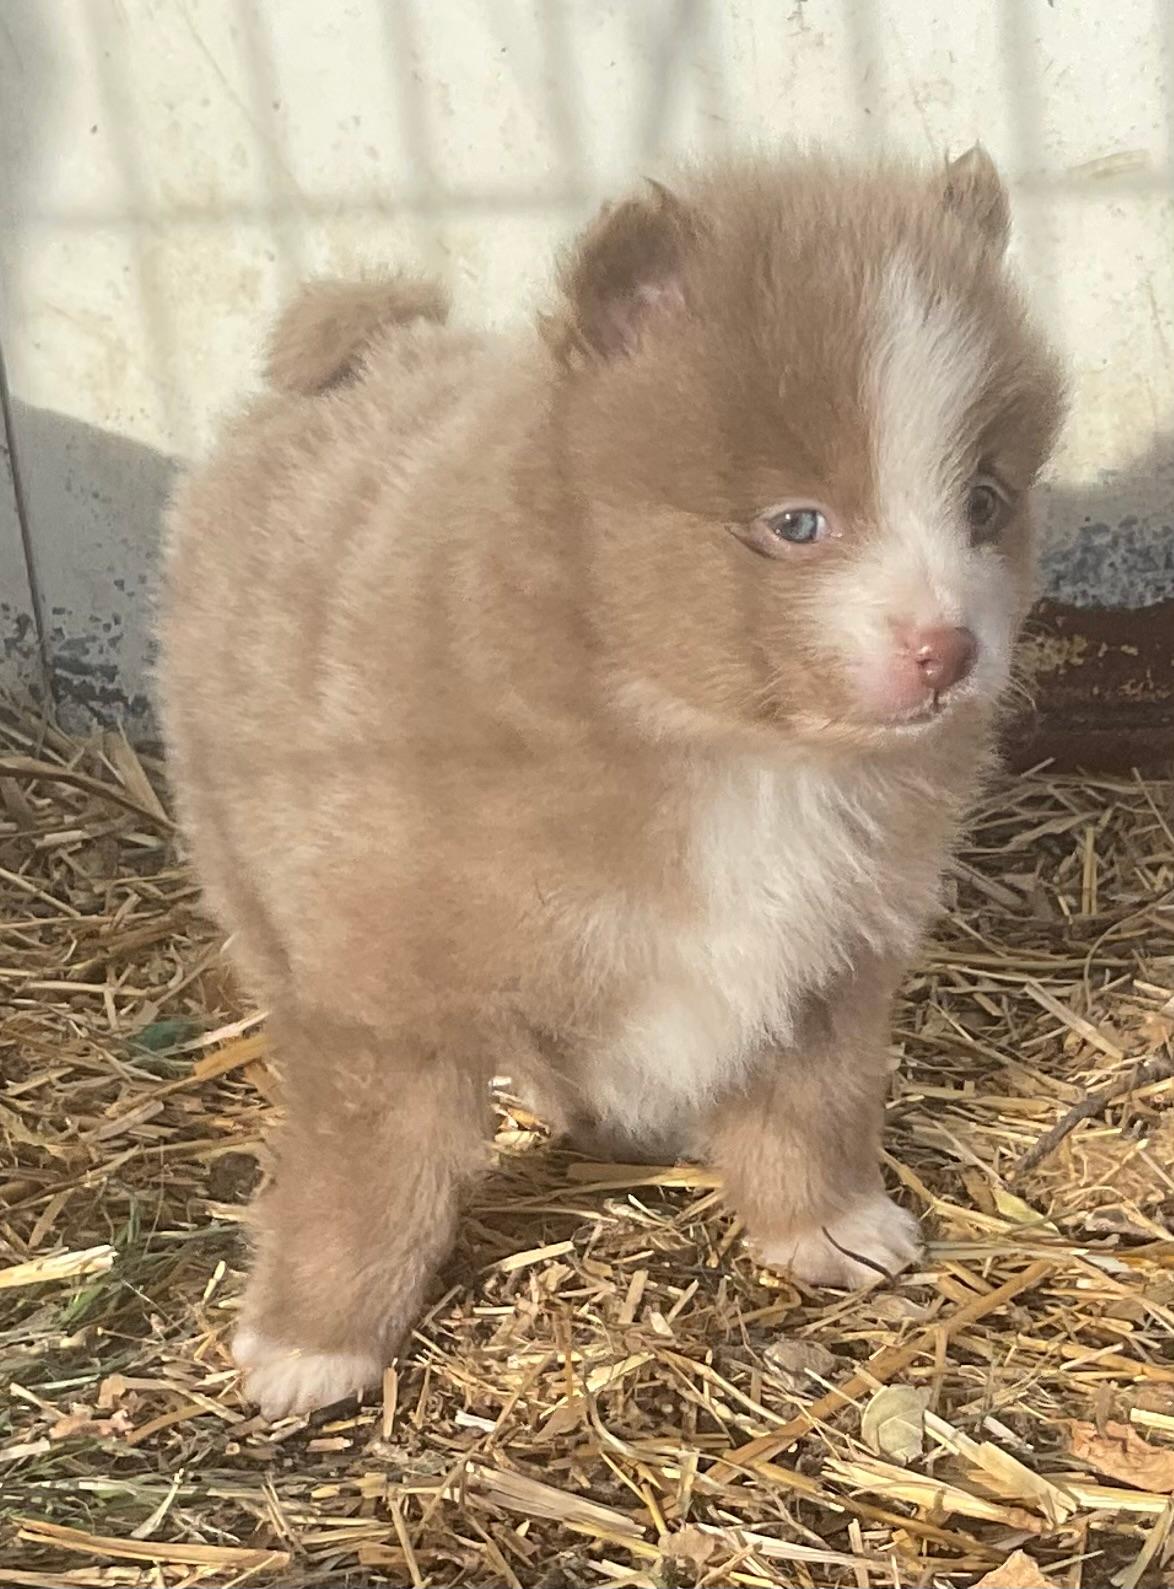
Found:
[264,273,450,395]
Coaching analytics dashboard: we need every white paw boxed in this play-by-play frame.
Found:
[758,1193,922,1290]
[233,1325,383,1420]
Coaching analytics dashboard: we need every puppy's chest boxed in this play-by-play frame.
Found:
[678,765,924,1026]
[585,764,939,1126]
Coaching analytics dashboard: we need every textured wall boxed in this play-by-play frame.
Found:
[0,0,1171,727]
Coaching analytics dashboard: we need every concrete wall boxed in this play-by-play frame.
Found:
[1,0,1171,730]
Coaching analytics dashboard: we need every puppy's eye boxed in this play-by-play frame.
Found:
[966,478,1011,544]
[763,507,828,545]
[730,503,837,560]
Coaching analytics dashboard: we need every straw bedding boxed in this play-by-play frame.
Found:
[1,697,1172,1587]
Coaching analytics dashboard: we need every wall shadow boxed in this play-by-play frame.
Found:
[9,401,176,734]
[1038,433,1174,609]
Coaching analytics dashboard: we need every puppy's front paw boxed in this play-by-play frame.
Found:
[757,1192,921,1290]
[233,1325,383,1420]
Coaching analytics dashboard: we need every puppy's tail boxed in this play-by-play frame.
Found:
[264,273,450,396]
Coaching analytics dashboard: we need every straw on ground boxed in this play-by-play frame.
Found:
[1,697,1172,1587]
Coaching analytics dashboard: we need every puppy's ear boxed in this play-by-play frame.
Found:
[543,180,700,362]
[941,145,1010,253]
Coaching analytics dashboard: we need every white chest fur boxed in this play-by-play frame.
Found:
[583,753,948,1139]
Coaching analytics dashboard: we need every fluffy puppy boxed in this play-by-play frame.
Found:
[159,147,1064,1419]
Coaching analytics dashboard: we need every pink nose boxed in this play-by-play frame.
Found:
[903,624,978,695]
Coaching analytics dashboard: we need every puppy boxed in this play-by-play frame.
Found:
[159,148,1064,1419]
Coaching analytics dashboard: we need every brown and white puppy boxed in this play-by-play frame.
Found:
[159,148,1064,1419]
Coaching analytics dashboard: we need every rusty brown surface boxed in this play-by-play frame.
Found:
[1004,598,1174,773]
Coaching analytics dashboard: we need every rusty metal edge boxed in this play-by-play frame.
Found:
[1003,598,1174,774]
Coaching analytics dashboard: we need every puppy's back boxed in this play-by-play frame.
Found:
[157,278,510,995]
[161,281,493,734]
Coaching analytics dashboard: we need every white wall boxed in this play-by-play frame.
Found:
[1,0,1171,723]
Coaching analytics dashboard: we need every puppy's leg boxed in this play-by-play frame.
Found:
[704,967,920,1289]
[233,1009,491,1418]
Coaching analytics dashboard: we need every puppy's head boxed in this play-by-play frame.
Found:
[546,149,1065,751]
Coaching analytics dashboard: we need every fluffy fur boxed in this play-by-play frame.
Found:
[159,147,1064,1419]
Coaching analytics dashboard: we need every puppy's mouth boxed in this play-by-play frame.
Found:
[883,678,991,732]
[790,694,951,745]
[786,682,986,748]
[885,693,947,731]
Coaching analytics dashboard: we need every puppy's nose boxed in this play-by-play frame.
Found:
[906,625,978,694]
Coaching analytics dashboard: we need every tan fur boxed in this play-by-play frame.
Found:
[263,273,450,395]
[159,147,1064,1418]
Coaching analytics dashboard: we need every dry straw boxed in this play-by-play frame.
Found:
[1,696,1172,1586]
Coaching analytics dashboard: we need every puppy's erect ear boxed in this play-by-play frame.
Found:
[941,145,1011,254]
[544,180,700,362]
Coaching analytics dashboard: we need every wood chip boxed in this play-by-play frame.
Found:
[975,1549,1060,1588]
[1067,1420,1174,1494]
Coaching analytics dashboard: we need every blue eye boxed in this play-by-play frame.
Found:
[764,507,827,544]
